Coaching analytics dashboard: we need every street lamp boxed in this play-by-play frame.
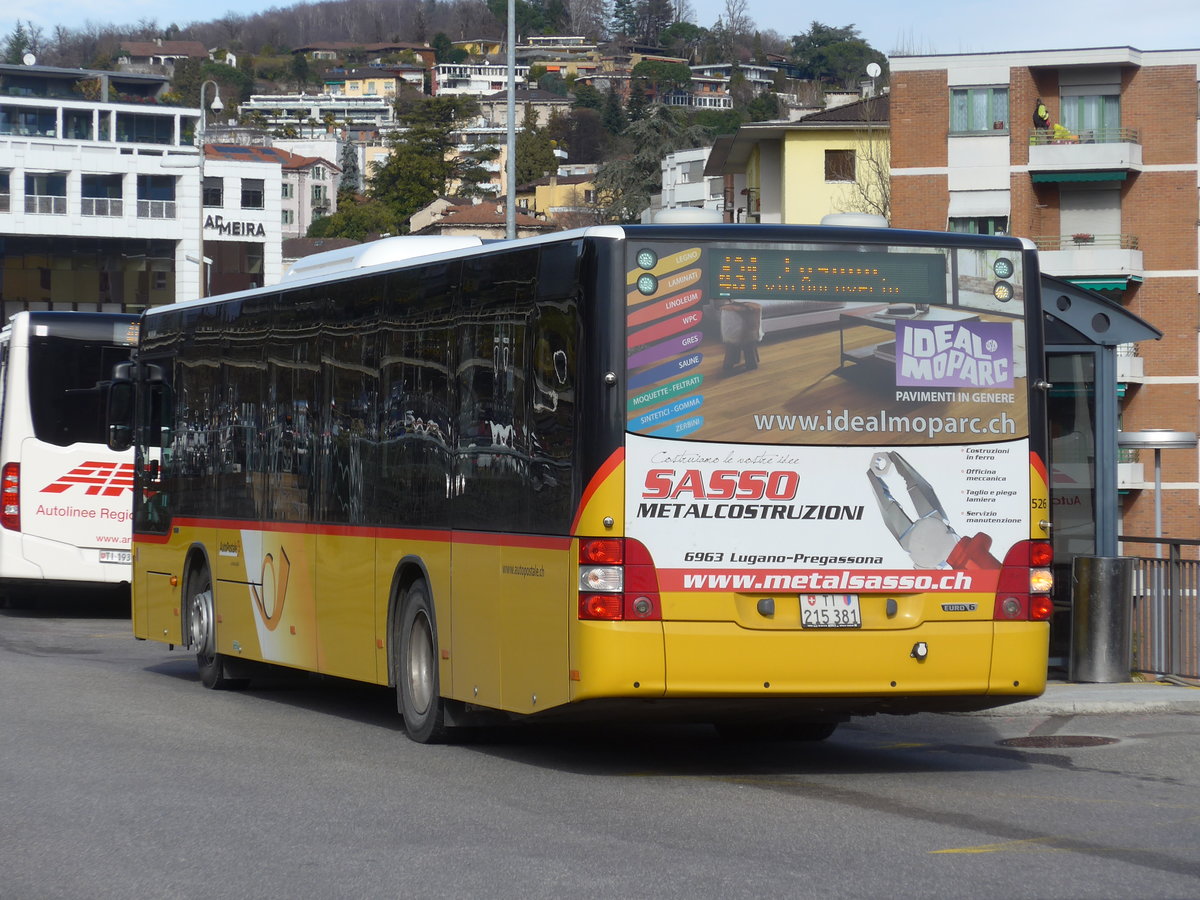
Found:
[1116,429,1198,556]
[196,81,224,298]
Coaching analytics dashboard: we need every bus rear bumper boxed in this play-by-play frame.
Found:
[569,619,1048,714]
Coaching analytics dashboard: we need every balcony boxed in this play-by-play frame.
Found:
[1028,127,1141,179]
[1032,232,1143,285]
[137,199,176,219]
[82,197,123,217]
[25,194,66,214]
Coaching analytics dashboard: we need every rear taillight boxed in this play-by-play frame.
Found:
[993,540,1054,621]
[578,537,661,621]
[1,463,19,532]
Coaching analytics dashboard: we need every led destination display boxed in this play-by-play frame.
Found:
[713,249,948,304]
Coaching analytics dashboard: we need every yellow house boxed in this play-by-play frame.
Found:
[516,174,598,224]
[453,39,505,57]
[706,95,889,224]
[324,66,426,98]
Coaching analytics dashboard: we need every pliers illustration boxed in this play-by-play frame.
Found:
[867,451,1001,570]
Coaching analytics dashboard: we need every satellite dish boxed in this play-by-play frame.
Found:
[22,52,36,66]
[866,62,881,78]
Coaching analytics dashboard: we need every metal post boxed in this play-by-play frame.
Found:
[505,0,516,240]
[1153,447,1162,557]
[197,81,223,298]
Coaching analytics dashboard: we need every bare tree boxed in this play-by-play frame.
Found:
[834,96,890,220]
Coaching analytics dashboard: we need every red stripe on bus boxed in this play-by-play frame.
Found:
[1029,450,1048,483]
[137,518,567,549]
[570,447,625,535]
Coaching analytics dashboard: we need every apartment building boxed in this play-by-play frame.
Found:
[0,62,282,311]
[204,144,338,242]
[432,63,529,96]
[889,46,1200,548]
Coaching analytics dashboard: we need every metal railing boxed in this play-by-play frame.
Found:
[82,197,123,217]
[25,194,66,214]
[1031,233,1140,251]
[136,199,176,219]
[1120,536,1200,679]
[1029,126,1140,145]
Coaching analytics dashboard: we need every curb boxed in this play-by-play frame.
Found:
[966,681,1200,716]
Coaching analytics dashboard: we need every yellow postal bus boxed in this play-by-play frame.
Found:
[110,224,1053,742]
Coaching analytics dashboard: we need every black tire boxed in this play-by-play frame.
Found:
[187,565,248,691]
[714,720,838,742]
[395,579,448,743]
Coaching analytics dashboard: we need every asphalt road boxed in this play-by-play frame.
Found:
[3,595,1199,899]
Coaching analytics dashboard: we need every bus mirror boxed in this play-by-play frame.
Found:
[107,380,134,451]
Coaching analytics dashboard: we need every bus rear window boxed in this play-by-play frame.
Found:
[624,240,1029,446]
[28,337,132,447]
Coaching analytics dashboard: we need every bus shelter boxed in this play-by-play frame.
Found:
[1041,275,1161,661]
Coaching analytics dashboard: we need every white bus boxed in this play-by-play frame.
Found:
[0,312,139,606]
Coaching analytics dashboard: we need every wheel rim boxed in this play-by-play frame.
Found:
[190,584,215,662]
[406,610,435,716]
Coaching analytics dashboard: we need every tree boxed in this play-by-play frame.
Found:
[789,22,887,88]
[370,95,497,229]
[595,103,708,222]
[630,59,692,100]
[610,0,637,38]
[431,32,467,64]
[659,21,707,63]
[571,81,604,111]
[515,108,558,186]
[290,52,310,91]
[339,140,362,197]
[601,89,627,135]
[828,96,890,220]
[307,198,399,241]
[3,21,36,64]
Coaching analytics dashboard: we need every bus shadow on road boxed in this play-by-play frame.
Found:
[454,719,1037,777]
[136,658,1037,775]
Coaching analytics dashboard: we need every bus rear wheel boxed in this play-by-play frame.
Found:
[395,579,448,743]
[187,567,247,691]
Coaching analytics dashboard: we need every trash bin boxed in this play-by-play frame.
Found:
[1069,556,1134,683]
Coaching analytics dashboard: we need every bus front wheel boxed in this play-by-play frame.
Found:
[187,567,247,691]
[395,579,448,743]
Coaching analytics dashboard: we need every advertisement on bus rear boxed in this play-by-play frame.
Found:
[625,434,1030,593]
[623,239,1034,592]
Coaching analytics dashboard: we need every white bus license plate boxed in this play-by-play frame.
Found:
[800,594,861,628]
[99,550,132,565]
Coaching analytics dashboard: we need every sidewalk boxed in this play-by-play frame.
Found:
[972,677,1200,716]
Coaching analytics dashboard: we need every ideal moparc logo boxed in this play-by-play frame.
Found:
[40,462,135,497]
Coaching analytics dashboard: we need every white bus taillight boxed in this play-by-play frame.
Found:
[993,540,1054,621]
[1,463,19,531]
[578,538,661,621]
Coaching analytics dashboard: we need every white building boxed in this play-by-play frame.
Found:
[657,147,726,216]
[432,63,529,96]
[0,63,282,311]
[240,93,398,136]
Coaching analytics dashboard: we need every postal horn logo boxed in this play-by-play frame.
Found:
[40,462,135,497]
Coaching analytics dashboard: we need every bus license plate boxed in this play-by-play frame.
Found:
[99,550,132,564]
[799,594,861,628]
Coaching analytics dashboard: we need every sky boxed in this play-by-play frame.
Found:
[4,0,1200,58]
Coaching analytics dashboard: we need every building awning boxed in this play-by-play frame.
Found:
[1067,275,1143,291]
[1031,171,1128,183]
[947,190,1009,217]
